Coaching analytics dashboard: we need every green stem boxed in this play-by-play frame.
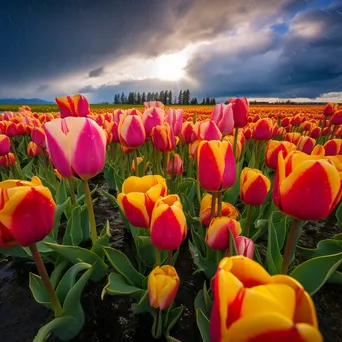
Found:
[163,151,168,177]
[168,250,173,265]
[281,219,302,274]
[7,154,14,178]
[155,248,161,266]
[216,249,222,264]
[29,243,63,317]
[153,148,157,174]
[67,178,77,206]
[196,165,201,205]
[133,149,139,177]
[187,156,193,178]
[246,205,253,238]
[255,140,265,169]
[233,128,239,160]
[217,191,222,217]
[211,192,217,220]
[41,151,49,180]
[83,179,97,245]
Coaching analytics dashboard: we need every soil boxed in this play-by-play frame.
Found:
[1,175,341,342]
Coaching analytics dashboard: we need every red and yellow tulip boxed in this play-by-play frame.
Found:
[265,140,296,170]
[0,134,11,156]
[55,94,90,118]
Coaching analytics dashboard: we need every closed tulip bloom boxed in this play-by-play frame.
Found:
[200,194,239,227]
[198,120,222,141]
[27,141,42,157]
[265,140,296,170]
[165,108,183,136]
[150,195,187,250]
[117,175,167,228]
[290,115,301,126]
[240,168,271,206]
[234,236,255,259]
[189,140,200,160]
[323,102,338,116]
[301,121,313,132]
[44,117,106,180]
[211,103,234,135]
[180,121,195,144]
[297,136,316,155]
[210,256,322,342]
[285,132,301,145]
[142,107,165,135]
[252,118,273,140]
[243,126,253,140]
[31,126,46,149]
[229,98,249,128]
[323,139,342,156]
[144,101,164,109]
[281,117,290,127]
[273,151,342,220]
[118,114,146,148]
[151,122,176,152]
[309,126,321,139]
[56,94,90,118]
[0,176,56,247]
[206,217,241,250]
[223,135,242,159]
[311,144,325,156]
[5,122,17,137]
[166,154,183,176]
[148,265,179,310]
[198,140,236,192]
[131,157,149,174]
[127,108,143,117]
[331,109,342,125]
[0,135,11,156]
[0,153,15,167]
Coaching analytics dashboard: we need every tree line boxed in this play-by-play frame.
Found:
[113,89,216,105]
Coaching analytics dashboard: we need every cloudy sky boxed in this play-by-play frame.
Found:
[1,0,342,103]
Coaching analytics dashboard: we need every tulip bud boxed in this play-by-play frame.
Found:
[234,236,255,258]
[150,195,187,250]
[131,157,149,174]
[27,141,42,157]
[323,102,338,116]
[243,126,253,140]
[309,126,321,139]
[118,114,146,148]
[198,120,222,141]
[198,140,236,192]
[151,123,176,152]
[229,98,249,128]
[296,136,316,155]
[180,122,195,144]
[0,135,11,156]
[223,135,242,159]
[240,168,271,206]
[56,94,90,118]
[0,176,56,247]
[265,140,296,170]
[148,265,179,310]
[5,122,17,137]
[142,107,165,135]
[0,153,15,167]
[189,140,200,160]
[206,217,241,250]
[290,115,301,126]
[285,132,301,145]
[330,109,342,126]
[211,103,234,135]
[31,126,46,149]
[144,101,164,109]
[166,154,183,176]
[281,117,290,127]
[165,109,183,136]
[252,118,273,140]
[323,139,342,156]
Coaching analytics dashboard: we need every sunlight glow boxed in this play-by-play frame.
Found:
[155,52,188,81]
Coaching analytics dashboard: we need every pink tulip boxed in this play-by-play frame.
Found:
[211,103,234,135]
[142,107,165,135]
[199,120,222,141]
[144,101,164,109]
[31,126,46,149]
[234,236,255,259]
[119,115,146,148]
[0,135,11,156]
[165,108,183,136]
[180,122,195,144]
[44,117,106,180]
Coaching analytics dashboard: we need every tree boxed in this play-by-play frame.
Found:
[169,90,173,105]
[121,92,126,104]
[137,92,142,104]
[205,97,210,105]
[190,97,198,105]
[114,94,119,104]
[201,98,205,105]
[164,90,169,105]
[178,90,183,105]
[142,92,146,103]
[147,92,152,101]
[184,89,190,105]
[160,90,165,104]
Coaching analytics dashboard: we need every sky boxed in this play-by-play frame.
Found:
[1,0,342,103]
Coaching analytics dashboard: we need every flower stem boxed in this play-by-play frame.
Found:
[83,179,97,245]
[67,178,76,206]
[281,218,302,274]
[155,248,161,266]
[163,151,168,177]
[29,243,63,317]
[233,128,239,160]
[133,149,139,177]
[168,250,173,265]
[211,192,217,220]
[217,191,222,217]
[196,164,201,205]
[246,205,253,238]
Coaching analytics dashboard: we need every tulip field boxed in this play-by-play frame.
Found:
[1,97,342,342]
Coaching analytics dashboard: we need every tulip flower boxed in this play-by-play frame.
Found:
[223,135,242,159]
[309,126,321,139]
[273,151,342,221]
[144,101,164,109]
[200,194,239,227]
[165,108,183,136]
[0,176,56,247]
[118,114,146,148]
[198,140,236,192]
[0,135,11,156]
[56,93,90,118]
[243,126,253,140]
[206,217,241,250]
[142,107,165,135]
[285,132,301,145]
[44,117,106,180]
[148,265,179,310]
[265,140,296,170]
[210,256,322,342]
[189,140,200,160]
[252,118,273,140]
[150,195,187,250]
[240,168,270,206]
[131,157,149,175]
[211,103,234,135]
[198,120,222,141]
[323,139,342,156]
[229,98,249,128]
[166,154,183,176]
[117,175,167,229]
[31,126,46,149]
[180,121,195,144]
[5,122,17,137]
[297,136,316,155]
[0,153,15,167]
[290,114,301,126]
[151,122,176,152]
[323,102,338,116]
[281,117,290,127]
[234,236,255,259]
[27,141,42,157]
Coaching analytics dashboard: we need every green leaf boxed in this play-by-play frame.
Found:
[222,160,243,205]
[194,282,212,318]
[33,316,72,342]
[266,212,283,275]
[196,309,210,342]
[189,240,217,280]
[50,198,70,241]
[44,242,107,282]
[152,309,163,339]
[91,220,111,258]
[165,306,184,337]
[0,244,29,258]
[132,290,156,315]
[62,206,84,246]
[103,246,145,288]
[103,190,130,229]
[336,201,342,229]
[296,239,342,259]
[56,262,92,306]
[103,164,116,190]
[228,229,238,256]
[191,227,206,257]
[21,158,34,179]
[136,235,160,268]
[251,219,268,242]
[50,260,69,288]
[29,273,51,309]
[290,252,342,295]
[55,180,68,206]
[328,271,342,285]
[101,272,145,299]
[76,184,98,206]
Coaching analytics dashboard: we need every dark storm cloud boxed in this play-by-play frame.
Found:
[88,66,105,78]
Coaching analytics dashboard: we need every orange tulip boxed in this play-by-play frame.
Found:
[56,93,90,118]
